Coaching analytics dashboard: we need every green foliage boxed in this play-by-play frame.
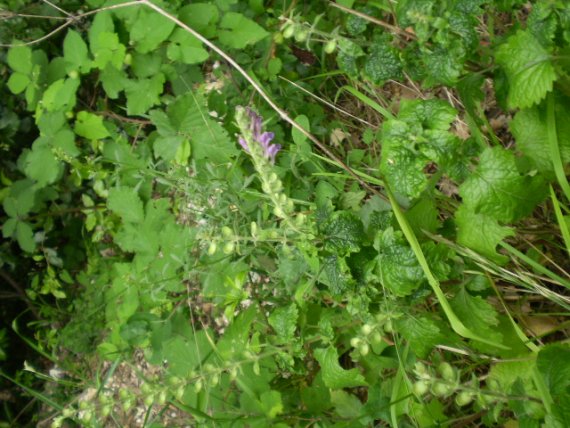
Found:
[1,0,568,426]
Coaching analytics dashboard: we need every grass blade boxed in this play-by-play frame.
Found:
[336,85,396,120]
[550,185,570,258]
[547,94,570,202]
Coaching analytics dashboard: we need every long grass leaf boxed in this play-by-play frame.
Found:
[337,85,396,120]
[550,185,570,258]
[547,94,570,201]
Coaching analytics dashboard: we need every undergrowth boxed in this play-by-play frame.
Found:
[1,0,569,427]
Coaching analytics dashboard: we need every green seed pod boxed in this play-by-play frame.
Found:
[68,70,79,79]
[361,324,373,336]
[175,386,185,400]
[282,24,295,39]
[432,381,452,397]
[324,39,337,54]
[295,28,309,42]
[158,390,167,405]
[143,394,155,407]
[350,337,361,348]
[79,401,89,410]
[123,398,134,411]
[251,222,258,236]
[62,407,75,418]
[414,362,428,377]
[273,32,284,44]
[124,53,132,65]
[223,241,235,255]
[194,379,203,393]
[210,373,220,387]
[413,380,429,397]
[455,391,473,407]
[207,242,217,255]
[370,331,383,347]
[51,417,63,428]
[82,410,93,423]
[383,319,394,333]
[229,366,238,381]
[358,343,369,356]
[221,226,233,238]
[141,383,152,394]
[253,361,261,376]
[101,404,112,417]
[438,362,455,381]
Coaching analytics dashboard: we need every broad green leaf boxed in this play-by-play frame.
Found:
[511,97,570,176]
[218,12,269,49]
[52,129,80,158]
[375,228,424,297]
[331,390,363,419]
[292,115,310,146]
[41,78,80,112]
[259,391,284,419]
[88,11,114,49]
[107,187,144,224]
[323,255,353,295]
[167,29,209,65]
[450,285,502,345]
[75,111,110,140]
[125,73,165,116]
[63,30,91,73]
[537,344,570,422]
[455,206,514,264]
[16,222,35,253]
[268,304,298,342]
[24,146,60,186]
[153,136,187,162]
[337,38,364,77]
[496,30,556,109]
[314,347,367,389]
[91,32,126,70]
[2,181,36,217]
[459,147,547,223]
[2,218,17,238]
[179,3,219,38]
[7,45,32,74]
[130,8,175,53]
[7,73,30,94]
[396,315,446,358]
[100,65,127,99]
[321,211,364,254]
[364,35,403,84]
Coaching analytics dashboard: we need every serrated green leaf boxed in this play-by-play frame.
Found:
[259,391,284,419]
[100,64,127,99]
[125,73,165,116]
[130,8,175,53]
[323,255,353,295]
[537,344,570,422]
[321,211,364,254]
[63,30,91,74]
[459,147,547,223]
[396,315,446,358]
[496,30,556,109]
[107,187,144,224]
[52,129,79,158]
[7,73,30,94]
[455,205,514,264]
[336,38,364,77]
[511,97,570,176]
[331,390,363,419]
[167,28,209,65]
[364,36,403,84]
[91,32,126,70]
[24,146,60,186]
[218,12,269,49]
[450,285,502,344]
[41,78,79,112]
[75,111,109,140]
[292,115,309,146]
[268,303,298,341]
[314,347,367,389]
[375,228,424,297]
[7,45,32,74]
[2,218,17,238]
[88,11,114,49]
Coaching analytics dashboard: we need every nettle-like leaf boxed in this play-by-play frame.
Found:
[167,28,209,65]
[380,99,467,199]
[459,146,547,223]
[375,228,424,297]
[268,303,298,342]
[75,111,110,140]
[179,3,219,38]
[364,35,403,85]
[321,211,364,254]
[107,187,144,224]
[323,255,354,295]
[537,344,570,423]
[218,12,268,49]
[455,206,514,264]
[450,285,502,345]
[336,38,365,77]
[314,347,367,389]
[511,96,570,176]
[495,30,556,109]
[396,315,446,358]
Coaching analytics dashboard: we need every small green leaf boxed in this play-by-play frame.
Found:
[496,30,556,109]
[268,304,298,341]
[107,187,144,224]
[292,115,310,146]
[7,73,30,94]
[63,30,91,73]
[24,147,60,186]
[259,391,284,419]
[455,206,514,264]
[125,73,165,116]
[321,211,364,254]
[218,12,269,49]
[7,45,32,74]
[2,218,17,238]
[314,347,367,389]
[75,111,110,140]
[16,221,35,253]
[130,8,175,53]
[91,32,126,70]
[167,29,209,65]
[41,78,80,112]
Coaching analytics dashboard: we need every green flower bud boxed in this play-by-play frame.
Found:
[438,362,455,381]
[295,28,309,42]
[370,331,383,346]
[81,410,93,422]
[229,366,238,381]
[358,343,369,356]
[413,380,429,397]
[158,390,167,405]
[282,24,295,39]
[383,319,394,333]
[324,39,337,54]
[79,401,89,410]
[455,391,473,407]
[207,242,217,255]
[51,417,63,428]
[123,398,134,411]
[210,373,220,387]
[221,226,233,238]
[253,361,260,376]
[361,324,373,336]
[350,337,361,348]
[62,407,75,418]
[432,381,452,397]
[223,242,235,255]
[251,222,258,236]
[175,386,185,400]
[194,379,203,393]
[143,394,155,407]
[273,32,284,44]
[101,404,112,417]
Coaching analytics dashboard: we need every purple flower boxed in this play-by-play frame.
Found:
[239,108,282,163]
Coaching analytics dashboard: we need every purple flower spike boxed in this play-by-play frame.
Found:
[238,137,249,152]
[266,143,282,163]
[238,107,282,163]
